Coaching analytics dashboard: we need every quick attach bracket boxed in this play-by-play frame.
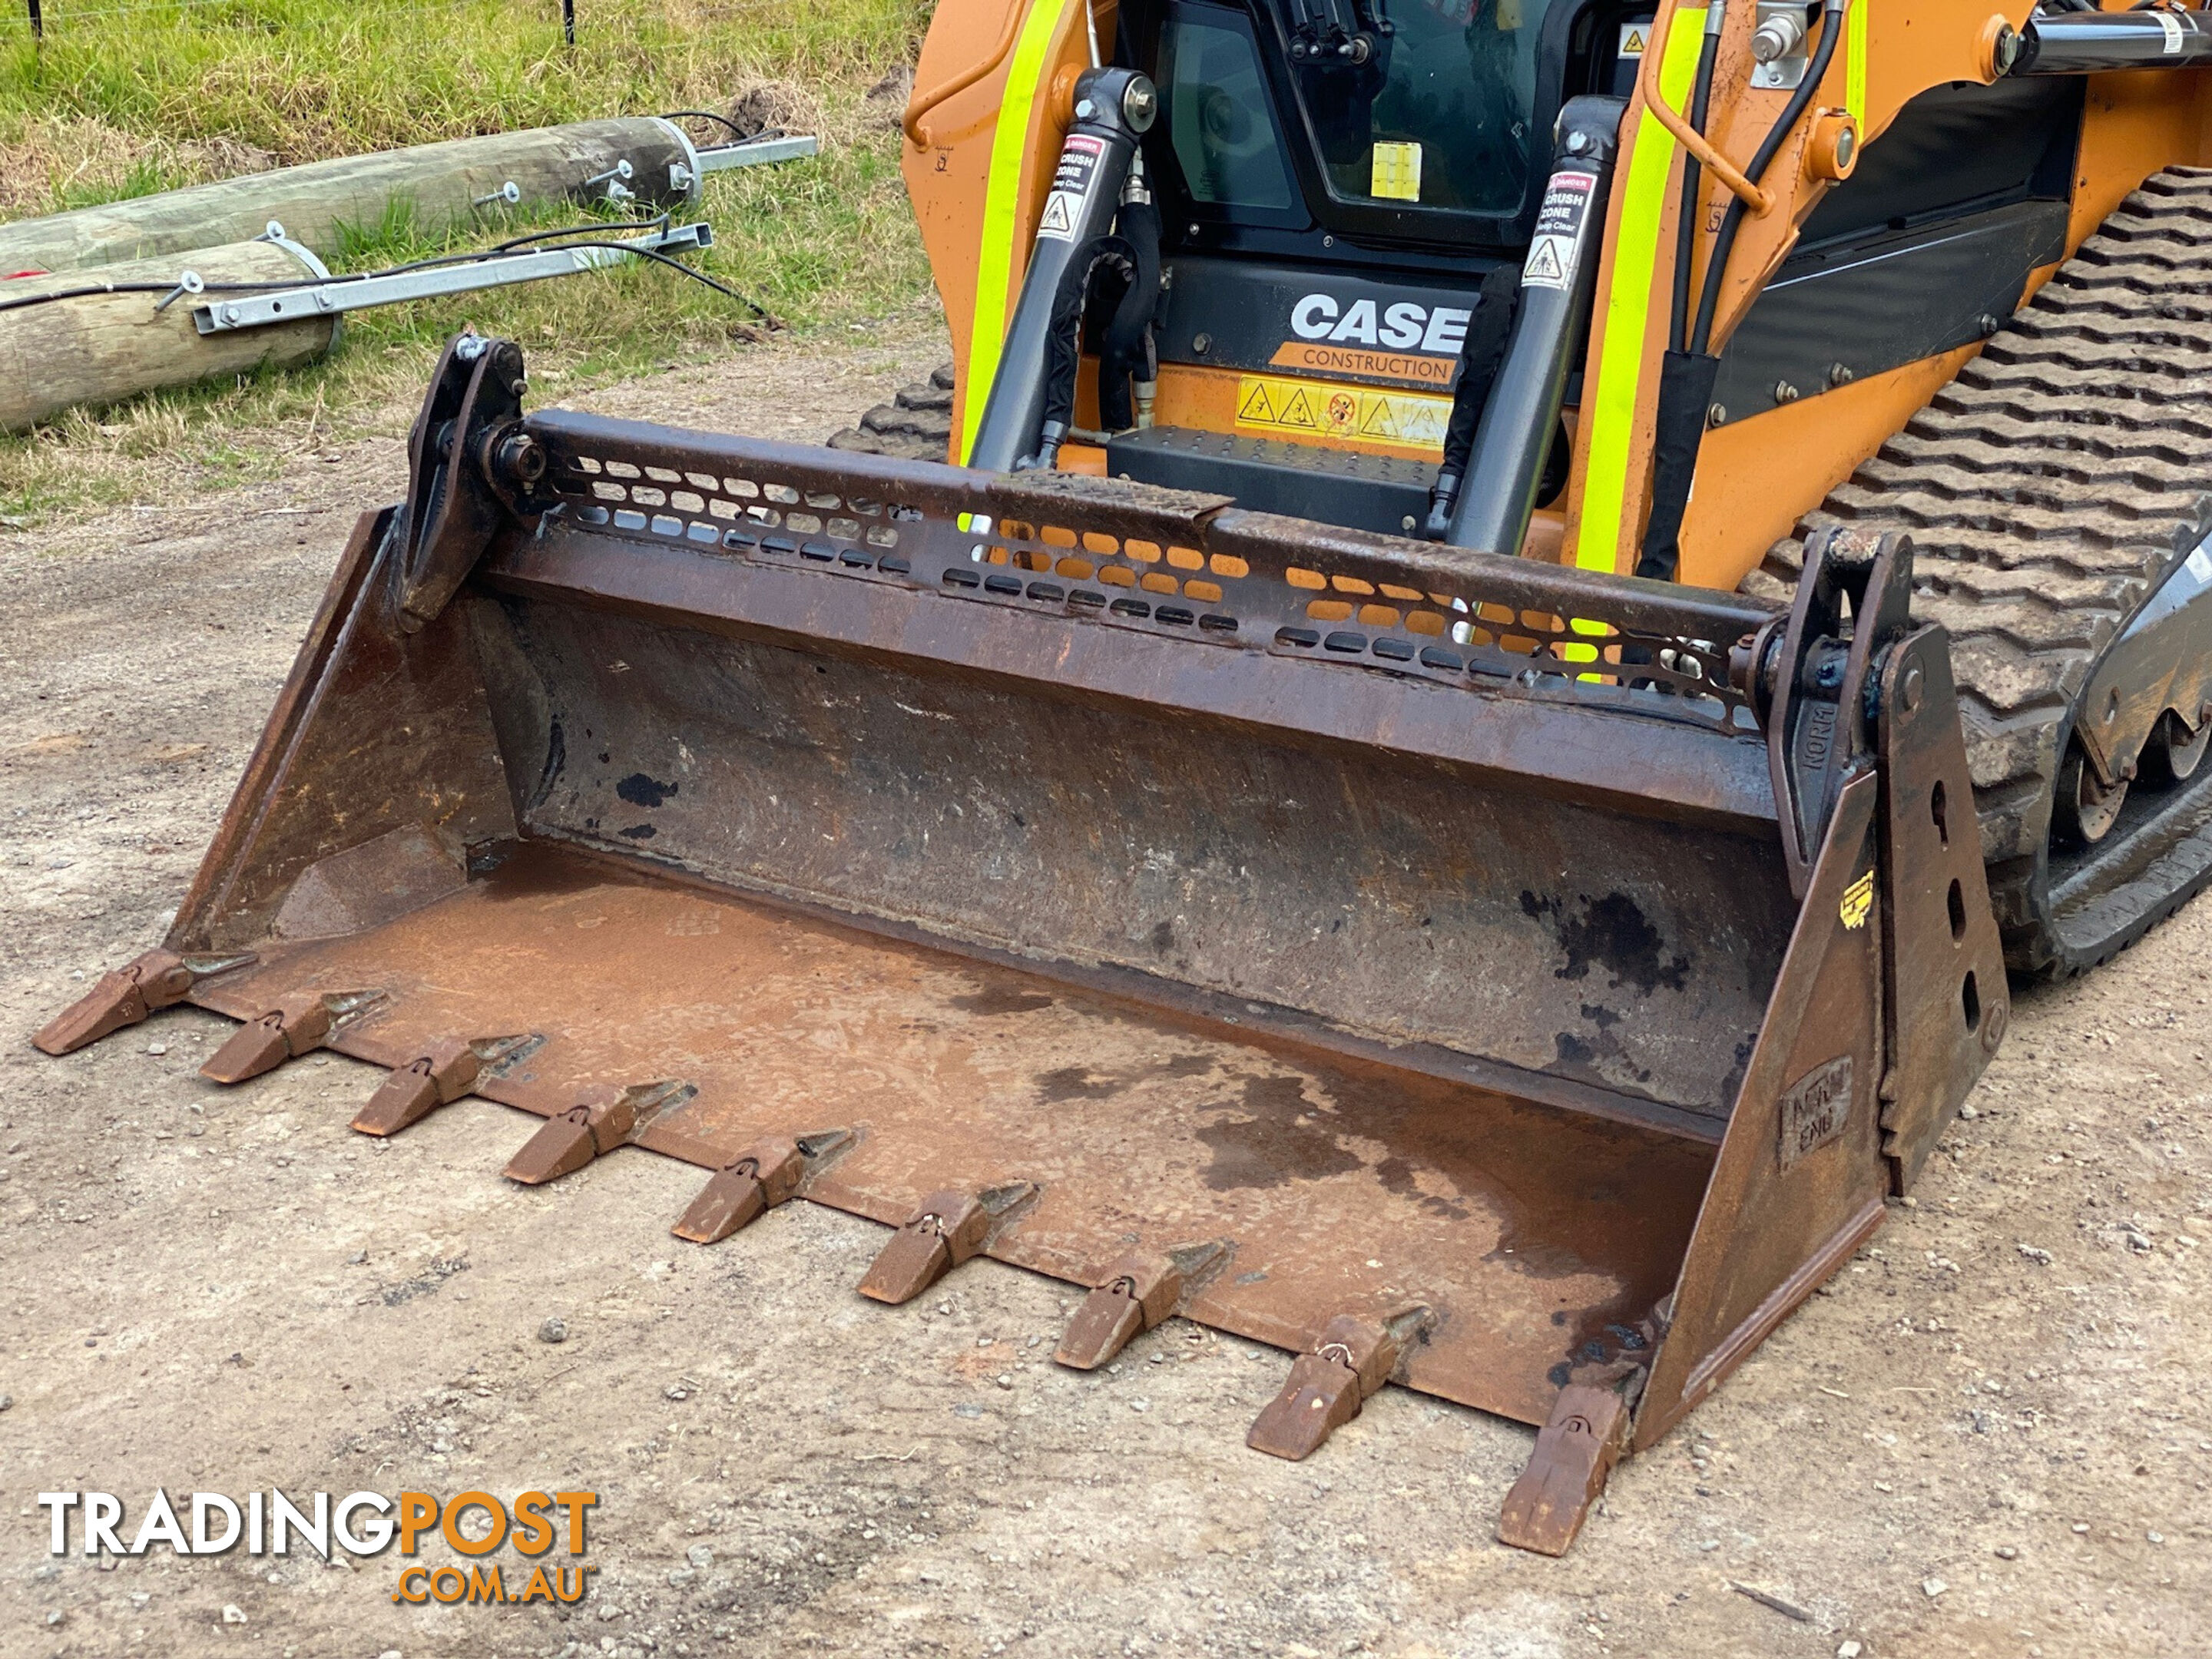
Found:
[1761,526,1917,897]
[393,333,558,634]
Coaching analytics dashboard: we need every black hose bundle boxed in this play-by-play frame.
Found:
[1638,0,1849,581]
[1097,195,1163,432]
[1021,235,1140,470]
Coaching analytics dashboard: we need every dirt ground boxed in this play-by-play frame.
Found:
[1,323,2207,1659]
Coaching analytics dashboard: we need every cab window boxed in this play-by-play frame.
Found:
[1160,5,1301,210]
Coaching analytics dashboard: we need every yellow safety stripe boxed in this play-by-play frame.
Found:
[961,0,1076,464]
[1846,0,1868,127]
[1571,5,1710,573]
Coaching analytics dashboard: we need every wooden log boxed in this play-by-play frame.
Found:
[0,240,337,432]
[0,118,699,276]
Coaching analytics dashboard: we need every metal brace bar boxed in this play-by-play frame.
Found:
[190,223,715,335]
[692,134,820,175]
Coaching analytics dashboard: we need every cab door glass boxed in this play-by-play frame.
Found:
[1160,6,1300,209]
[1289,0,1551,215]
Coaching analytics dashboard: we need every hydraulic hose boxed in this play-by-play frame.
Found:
[1690,0,1849,357]
[1022,237,1139,470]
[1643,0,1849,579]
[1098,194,1162,432]
[1668,3,1727,356]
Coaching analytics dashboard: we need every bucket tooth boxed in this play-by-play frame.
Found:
[201,992,337,1084]
[505,1106,601,1185]
[858,1183,1032,1305]
[1495,1382,1634,1556]
[671,1134,810,1243]
[1055,1242,1224,1369]
[1247,1309,1427,1461]
[35,949,196,1055]
[503,1080,688,1185]
[352,1036,481,1137]
[1247,1350,1365,1459]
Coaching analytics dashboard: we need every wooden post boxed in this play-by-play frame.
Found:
[0,118,696,277]
[0,240,337,432]
[28,0,42,41]
[562,0,575,45]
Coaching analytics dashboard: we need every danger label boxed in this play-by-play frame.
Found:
[1038,194,1078,239]
[1233,375,1451,452]
[1035,132,1104,242]
[1523,236,1573,289]
[1522,167,1596,291]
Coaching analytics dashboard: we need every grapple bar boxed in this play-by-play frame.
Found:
[45,337,2012,1549]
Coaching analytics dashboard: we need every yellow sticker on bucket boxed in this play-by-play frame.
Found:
[1839,869,1876,931]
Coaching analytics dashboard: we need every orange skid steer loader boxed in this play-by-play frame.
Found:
[41,0,2212,1551]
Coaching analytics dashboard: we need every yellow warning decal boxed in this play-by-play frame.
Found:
[1233,376,1451,452]
[1839,869,1875,931]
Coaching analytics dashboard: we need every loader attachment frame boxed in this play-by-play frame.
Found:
[38,339,2007,1551]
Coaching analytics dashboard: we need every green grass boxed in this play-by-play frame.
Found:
[0,0,941,520]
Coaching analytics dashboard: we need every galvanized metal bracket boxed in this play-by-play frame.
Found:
[192,224,711,336]
[1495,1382,1634,1555]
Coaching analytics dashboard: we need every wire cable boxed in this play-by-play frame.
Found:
[661,109,750,142]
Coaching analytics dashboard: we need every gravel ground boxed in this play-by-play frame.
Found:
[0,324,2206,1659]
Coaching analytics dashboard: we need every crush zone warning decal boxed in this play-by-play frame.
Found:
[1035,132,1105,242]
[1233,375,1452,452]
[1522,167,1597,292]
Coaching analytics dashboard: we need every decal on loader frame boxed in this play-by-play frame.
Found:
[1233,375,1452,452]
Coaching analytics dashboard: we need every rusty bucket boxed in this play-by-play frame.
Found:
[38,338,2008,1551]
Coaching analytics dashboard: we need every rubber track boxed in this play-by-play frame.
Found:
[1743,168,2212,972]
[826,362,956,462]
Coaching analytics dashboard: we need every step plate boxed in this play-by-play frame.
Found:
[185,841,1711,1429]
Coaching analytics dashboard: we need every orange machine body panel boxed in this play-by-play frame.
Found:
[902,0,2212,587]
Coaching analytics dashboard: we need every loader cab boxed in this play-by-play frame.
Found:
[1132,0,1651,250]
[1106,0,1654,534]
